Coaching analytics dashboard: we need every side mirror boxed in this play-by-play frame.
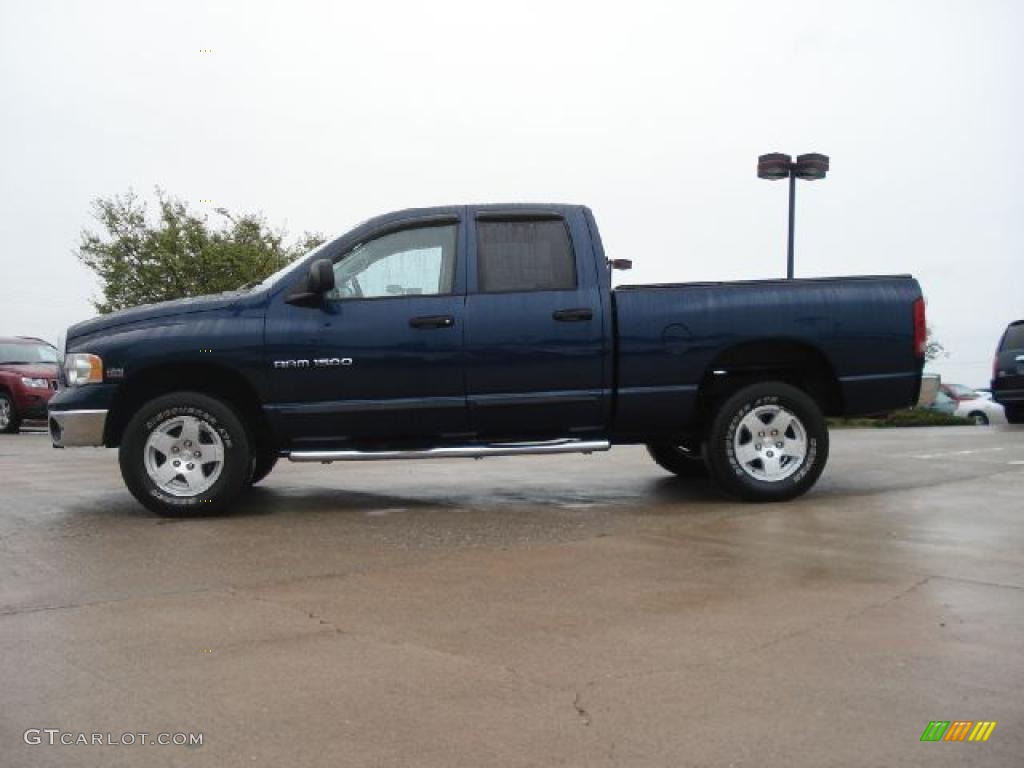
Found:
[307,259,335,294]
[286,258,335,305]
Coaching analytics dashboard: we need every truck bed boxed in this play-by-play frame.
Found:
[611,274,923,435]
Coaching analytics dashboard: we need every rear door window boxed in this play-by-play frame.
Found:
[476,219,576,293]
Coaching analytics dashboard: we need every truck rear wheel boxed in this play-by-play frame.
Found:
[704,381,828,502]
[646,441,709,478]
[1005,405,1024,425]
[119,391,251,516]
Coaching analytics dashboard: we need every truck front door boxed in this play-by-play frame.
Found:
[265,215,468,447]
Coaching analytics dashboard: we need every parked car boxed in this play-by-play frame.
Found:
[941,382,982,403]
[0,337,60,433]
[48,203,926,515]
[952,393,1006,425]
[992,320,1024,424]
[927,390,958,415]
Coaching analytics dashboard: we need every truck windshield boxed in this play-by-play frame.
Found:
[248,240,334,292]
[0,342,57,364]
[946,384,978,399]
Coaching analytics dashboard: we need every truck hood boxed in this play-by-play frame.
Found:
[66,291,255,342]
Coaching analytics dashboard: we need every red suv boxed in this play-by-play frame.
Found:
[0,337,60,433]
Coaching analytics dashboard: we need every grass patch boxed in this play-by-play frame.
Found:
[828,408,974,428]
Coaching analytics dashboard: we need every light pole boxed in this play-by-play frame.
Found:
[757,152,829,279]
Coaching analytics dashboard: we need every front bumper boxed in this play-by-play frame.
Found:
[48,383,118,447]
[11,387,55,420]
[19,401,51,420]
[49,409,108,447]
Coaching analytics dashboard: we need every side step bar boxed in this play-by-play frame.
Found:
[287,439,611,464]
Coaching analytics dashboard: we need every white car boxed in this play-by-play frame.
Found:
[955,396,1006,425]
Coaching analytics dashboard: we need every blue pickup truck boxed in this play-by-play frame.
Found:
[49,204,926,515]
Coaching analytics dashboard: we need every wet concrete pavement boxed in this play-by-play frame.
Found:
[1,425,1023,767]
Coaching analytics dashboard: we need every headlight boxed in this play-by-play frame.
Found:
[64,353,104,386]
[21,377,49,388]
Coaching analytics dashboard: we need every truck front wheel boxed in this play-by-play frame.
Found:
[119,392,251,516]
[249,450,279,486]
[704,381,828,502]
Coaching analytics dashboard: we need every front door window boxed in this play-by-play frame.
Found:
[329,225,457,300]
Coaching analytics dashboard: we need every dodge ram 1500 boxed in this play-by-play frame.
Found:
[49,204,926,515]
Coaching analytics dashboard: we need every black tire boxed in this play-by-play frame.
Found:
[0,391,21,434]
[968,411,989,426]
[1005,405,1024,425]
[646,441,709,478]
[118,392,251,517]
[249,450,279,486]
[705,381,828,502]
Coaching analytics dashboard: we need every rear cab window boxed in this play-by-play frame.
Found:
[475,219,576,293]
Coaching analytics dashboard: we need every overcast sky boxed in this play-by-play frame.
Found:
[1,0,1020,386]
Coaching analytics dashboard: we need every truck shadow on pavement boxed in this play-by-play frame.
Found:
[60,487,451,522]
[63,477,732,522]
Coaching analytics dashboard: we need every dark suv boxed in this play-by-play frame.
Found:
[0,337,59,433]
[992,320,1024,424]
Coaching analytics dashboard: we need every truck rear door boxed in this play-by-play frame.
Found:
[463,208,608,439]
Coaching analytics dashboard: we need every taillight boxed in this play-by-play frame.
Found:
[912,297,926,360]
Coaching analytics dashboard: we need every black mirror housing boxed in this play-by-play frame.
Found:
[308,259,335,294]
[286,258,335,306]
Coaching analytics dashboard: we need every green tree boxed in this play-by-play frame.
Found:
[925,327,946,362]
[77,189,325,313]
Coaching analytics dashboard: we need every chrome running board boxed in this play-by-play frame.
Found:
[287,439,610,463]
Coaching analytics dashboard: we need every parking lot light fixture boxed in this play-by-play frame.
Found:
[757,152,830,279]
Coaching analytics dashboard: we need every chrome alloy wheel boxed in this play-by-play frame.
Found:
[143,415,225,496]
[0,396,10,429]
[732,404,808,482]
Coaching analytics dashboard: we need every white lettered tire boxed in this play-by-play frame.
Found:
[119,392,251,516]
[705,381,828,502]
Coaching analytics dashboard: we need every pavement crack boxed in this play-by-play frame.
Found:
[580,576,938,688]
[307,610,345,634]
[0,587,214,618]
[741,576,933,658]
[930,574,1024,592]
[572,690,592,726]
[225,587,345,634]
